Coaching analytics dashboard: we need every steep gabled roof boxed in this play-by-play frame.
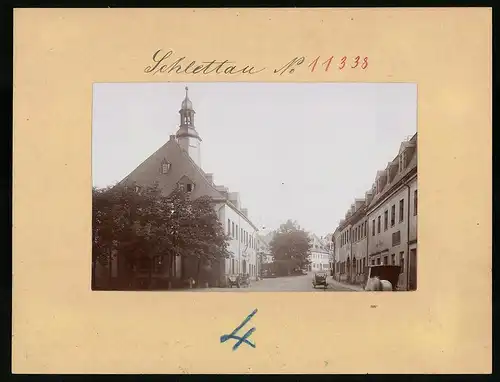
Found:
[118,137,223,201]
[367,148,417,211]
[118,136,259,231]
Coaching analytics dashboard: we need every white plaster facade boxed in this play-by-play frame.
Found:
[308,234,330,271]
[219,202,259,280]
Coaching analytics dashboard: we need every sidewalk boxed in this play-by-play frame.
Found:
[328,277,364,291]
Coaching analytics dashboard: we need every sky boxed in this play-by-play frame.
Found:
[92,82,417,238]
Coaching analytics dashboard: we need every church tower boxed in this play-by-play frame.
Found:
[175,86,202,167]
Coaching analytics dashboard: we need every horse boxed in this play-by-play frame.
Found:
[365,276,393,291]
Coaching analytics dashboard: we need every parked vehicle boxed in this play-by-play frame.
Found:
[363,265,401,291]
[262,270,277,278]
[312,271,328,290]
[301,269,308,275]
[239,273,250,288]
[227,274,240,288]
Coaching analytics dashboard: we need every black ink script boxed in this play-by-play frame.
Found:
[220,309,258,351]
[144,50,266,76]
[273,56,305,76]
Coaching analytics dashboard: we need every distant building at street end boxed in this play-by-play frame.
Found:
[308,234,330,272]
[324,232,335,275]
[257,233,274,265]
[331,133,418,290]
[102,87,260,288]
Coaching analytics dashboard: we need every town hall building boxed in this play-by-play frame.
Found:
[114,87,259,288]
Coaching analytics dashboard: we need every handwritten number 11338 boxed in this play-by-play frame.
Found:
[309,55,368,71]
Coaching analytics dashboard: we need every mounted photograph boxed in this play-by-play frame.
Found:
[92,82,417,292]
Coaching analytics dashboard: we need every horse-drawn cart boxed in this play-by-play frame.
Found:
[364,265,401,291]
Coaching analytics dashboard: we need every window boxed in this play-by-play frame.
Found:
[391,254,395,265]
[377,216,381,234]
[399,199,404,222]
[384,210,388,231]
[153,256,163,273]
[241,228,243,242]
[186,183,193,192]
[362,258,365,270]
[376,258,381,265]
[161,162,171,174]
[364,221,367,236]
[236,225,239,240]
[232,222,235,237]
[399,152,406,172]
[383,256,388,265]
[371,259,375,265]
[372,219,375,236]
[354,227,357,241]
[413,190,418,216]
[391,205,396,226]
[392,231,401,246]
[227,219,231,235]
[400,251,405,273]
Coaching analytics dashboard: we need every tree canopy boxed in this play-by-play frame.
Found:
[269,219,311,274]
[92,182,231,286]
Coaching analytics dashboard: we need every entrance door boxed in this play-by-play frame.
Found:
[409,248,417,291]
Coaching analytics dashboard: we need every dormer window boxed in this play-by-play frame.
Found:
[160,159,171,174]
[399,151,406,172]
[186,183,194,193]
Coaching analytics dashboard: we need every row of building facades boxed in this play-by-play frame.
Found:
[94,87,417,290]
[329,133,418,291]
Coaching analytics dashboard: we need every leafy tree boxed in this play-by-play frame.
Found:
[92,183,231,289]
[269,219,312,275]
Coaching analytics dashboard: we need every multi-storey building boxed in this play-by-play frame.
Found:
[332,133,418,290]
[308,234,330,272]
[109,87,260,287]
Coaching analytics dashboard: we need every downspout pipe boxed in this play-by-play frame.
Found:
[350,228,353,282]
[402,181,411,291]
[366,209,370,280]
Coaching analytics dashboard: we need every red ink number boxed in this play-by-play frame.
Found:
[339,56,347,70]
[361,57,368,69]
[322,56,334,72]
[309,56,320,72]
[351,56,360,69]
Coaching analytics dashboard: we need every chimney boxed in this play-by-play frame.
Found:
[205,173,214,184]
[169,134,176,142]
[228,192,240,209]
[365,190,373,204]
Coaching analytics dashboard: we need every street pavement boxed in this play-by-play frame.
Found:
[189,272,362,292]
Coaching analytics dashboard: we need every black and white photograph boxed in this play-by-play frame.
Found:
[92,82,417,292]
